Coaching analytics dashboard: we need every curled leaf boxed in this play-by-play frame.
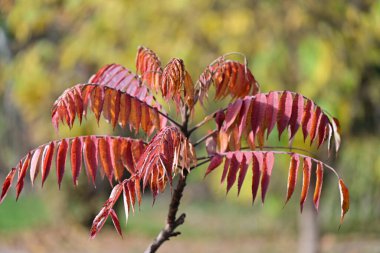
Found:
[339,179,349,224]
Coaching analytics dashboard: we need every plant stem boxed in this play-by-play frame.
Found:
[144,173,188,253]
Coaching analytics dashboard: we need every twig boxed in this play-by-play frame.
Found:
[188,108,226,135]
[193,129,217,147]
[144,173,188,253]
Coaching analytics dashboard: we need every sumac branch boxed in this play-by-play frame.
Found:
[1,46,349,253]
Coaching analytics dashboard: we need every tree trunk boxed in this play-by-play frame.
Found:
[298,196,320,253]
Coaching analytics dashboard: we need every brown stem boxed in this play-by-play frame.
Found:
[144,174,188,253]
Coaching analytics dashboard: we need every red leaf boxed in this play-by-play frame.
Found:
[1,168,16,204]
[285,154,299,204]
[300,157,312,212]
[41,142,55,187]
[265,92,279,138]
[339,179,349,224]
[226,154,240,193]
[90,183,123,239]
[301,99,314,142]
[221,153,232,183]
[317,114,328,148]
[90,86,104,124]
[130,99,141,132]
[111,138,125,182]
[119,93,131,128]
[84,136,98,186]
[309,106,322,145]
[332,117,341,152]
[73,86,83,124]
[237,98,252,140]
[136,46,162,92]
[109,209,123,237]
[30,147,43,186]
[70,137,82,186]
[313,161,324,211]
[120,139,135,175]
[289,93,304,141]
[56,139,68,189]
[261,152,274,203]
[122,181,130,225]
[250,93,267,137]
[205,155,223,177]
[110,90,121,129]
[237,154,248,195]
[277,91,293,139]
[224,99,243,130]
[16,153,32,200]
[251,152,263,205]
[98,137,114,186]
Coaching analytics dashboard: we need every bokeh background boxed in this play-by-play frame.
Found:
[0,1,379,253]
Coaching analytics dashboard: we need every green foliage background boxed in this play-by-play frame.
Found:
[0,0,379,252]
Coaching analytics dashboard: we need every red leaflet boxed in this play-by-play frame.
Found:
[237,154,248,196]
[300,157,312,212]
[277,91,293,139]
[313,162,324,211]
[130,99,141,133]
[251,152,263,204]
[218,131,229,153]
[289,93,304,141]
[285,154,299,204]
[317,114,328,148]
[265,91,279,139]
[73,86,83,124]
[301,100,314,142]
[237,98,252,140]
[109,209,123,237]
[90,63,148,99]
[261,152,274,203]
[70,137,82,186]
[221,153,232,183]
[41,142,55,187]
[119,93,131,128]
[120,139,135,175]
[332,117,341,152]
[90,86,104,124]
[339,179,350,224]
[136,46,162,92]
[110,90,121,129]
[90,183,123,239]
[84,136,98,186]
[134,178,142,206]
[56,139,68,189]
[224,99,243,130]
[16,153,31,200]
[65,92,76,128]
[226,154,240,193]
[1,168,16,203]
[98,137,114,186]
[205,155,223,177]
[30,147,42,185]
[251,93,267,137]
[111,138,124,182]
[309,106,322,145]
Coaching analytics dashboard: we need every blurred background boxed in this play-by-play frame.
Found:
[0,0,379,252]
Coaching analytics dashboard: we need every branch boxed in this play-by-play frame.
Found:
[193,129,217,147]
[144,173,188,253]
[188,108,226,135]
